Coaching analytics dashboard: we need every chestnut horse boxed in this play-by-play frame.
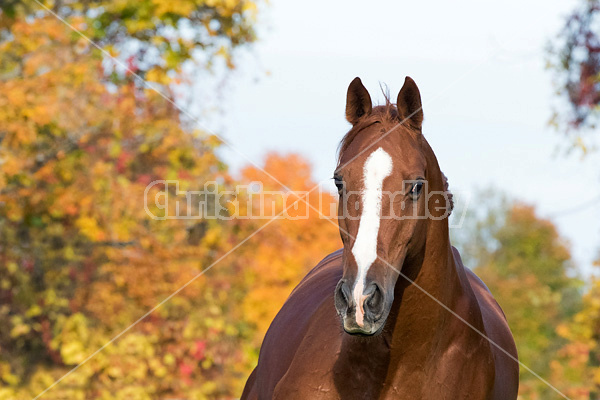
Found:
[241,77,519,399]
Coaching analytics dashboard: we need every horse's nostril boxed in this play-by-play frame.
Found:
[334,280,352,315]
[364,283,384,319]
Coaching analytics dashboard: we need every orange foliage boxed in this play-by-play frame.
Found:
[0,13,266,399]
[0,20,340,395]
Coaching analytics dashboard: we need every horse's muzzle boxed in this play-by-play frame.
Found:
[334,279,391,336]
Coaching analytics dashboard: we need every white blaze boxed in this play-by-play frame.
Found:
[351,147,393,327]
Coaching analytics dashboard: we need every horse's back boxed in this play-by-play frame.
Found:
[241,250,344,399]
[462,255,519,399]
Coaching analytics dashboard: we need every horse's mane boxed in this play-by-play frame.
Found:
[442,172,454,215]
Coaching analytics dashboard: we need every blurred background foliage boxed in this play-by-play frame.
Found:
[0,0,599,399]
[548,0,600,153]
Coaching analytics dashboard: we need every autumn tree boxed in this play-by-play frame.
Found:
[548,0,600,151]
[549,255,600,400]
[0,1,263,398]
[0,0,258,77]
[546,5,600,398]
[453,193,582,399]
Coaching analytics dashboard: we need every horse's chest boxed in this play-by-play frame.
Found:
[383,363,492,400]
[272,352,492,400]
[383,344,494,399]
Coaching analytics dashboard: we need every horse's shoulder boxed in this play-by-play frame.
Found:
[254,251,344,398]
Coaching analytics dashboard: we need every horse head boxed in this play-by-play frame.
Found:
[333,77,451,336]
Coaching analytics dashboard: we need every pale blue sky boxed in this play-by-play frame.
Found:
[200,0,600,275]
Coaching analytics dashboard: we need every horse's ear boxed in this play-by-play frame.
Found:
[397,76,423,130]
[345,77,372,125]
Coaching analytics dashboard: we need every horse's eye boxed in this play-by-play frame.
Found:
[334,175,344,194]
[411,181,424,198]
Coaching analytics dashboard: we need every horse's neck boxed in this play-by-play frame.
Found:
[386,216,486,358]
[390,136,485,340]
[387,141,484,344]
[394,220,463,325]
